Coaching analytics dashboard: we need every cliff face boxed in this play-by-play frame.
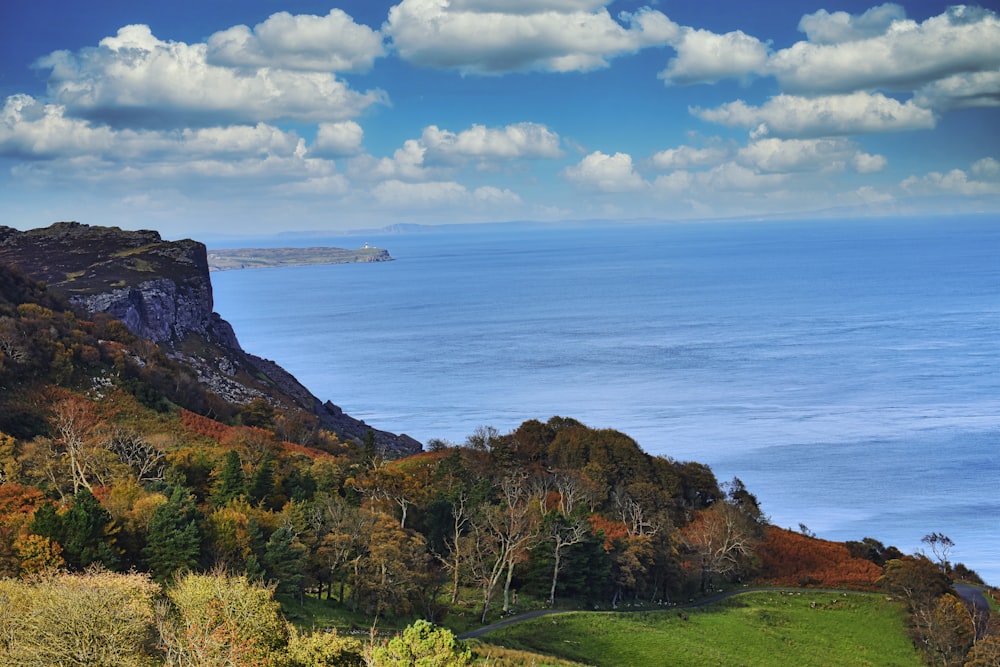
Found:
[0,222,421,456]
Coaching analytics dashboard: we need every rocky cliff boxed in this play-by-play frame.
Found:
[0,222,421,456]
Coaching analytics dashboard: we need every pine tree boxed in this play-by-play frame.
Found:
[249,452,276,508]
[144,486,202,582]
[212,450,247,506]
[32,489,120,571]
[263,525,305,598]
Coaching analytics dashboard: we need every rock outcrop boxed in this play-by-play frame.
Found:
[0,222,421,456]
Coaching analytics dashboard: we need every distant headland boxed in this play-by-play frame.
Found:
[206,245,393,271]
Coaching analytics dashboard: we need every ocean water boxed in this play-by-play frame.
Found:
[210,217,1000,583]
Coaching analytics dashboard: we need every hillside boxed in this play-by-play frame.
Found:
[0,222,419,456]
[0,222,995,667]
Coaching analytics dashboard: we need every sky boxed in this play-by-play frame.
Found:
[1,0,999,238]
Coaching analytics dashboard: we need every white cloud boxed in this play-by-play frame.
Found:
[971,157,1000,180]
[901,157,1000,196]
[659,27,769,85]
[420,123,562,163]
[36,24,386,128]
[914,70,1000,111]
[768,6,1000,95]
[563,151,647,192]
[694,92,936,138]
[736,137,885,174]
[384,1,677,74]
[0,95,115,158]
[0,94,312,165]
[206,9,384,73]
[371,179,521,209]
[653,162,788,194]
[797,4,906,44]
[349,139,436,182]
[311,121,364,157]
[851,152,887,174]
[650,145,728,169]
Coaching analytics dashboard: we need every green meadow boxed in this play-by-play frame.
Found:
[473,591,922,667]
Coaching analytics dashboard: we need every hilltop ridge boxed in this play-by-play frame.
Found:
[0,221,419,456]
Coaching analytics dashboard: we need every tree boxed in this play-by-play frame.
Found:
[0,569,159,667]
[249,451,277,508]
[369,620,472,667]
[144,486,202,582]
[543,511,590,606]
[157,571,288,667]
[680,501,760,593]
[264,525,306,598]
[470,474,540,623]
[211,450,247,506]
[285,625,364,667]
[922,532,956,573]
[910,593,975,667]
[105,428,165,484]
[30,488,119,571]
[879,556,954,612]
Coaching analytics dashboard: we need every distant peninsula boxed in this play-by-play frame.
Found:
[206,245,393,272]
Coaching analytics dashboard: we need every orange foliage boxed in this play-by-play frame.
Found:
[181,410,234,444]
[757,526,882,590]
[588,514,629,551]
[0,484,46,519]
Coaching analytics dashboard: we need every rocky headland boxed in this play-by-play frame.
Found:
[0,222,420,456]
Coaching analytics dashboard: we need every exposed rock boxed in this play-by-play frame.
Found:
[0,222,421,457]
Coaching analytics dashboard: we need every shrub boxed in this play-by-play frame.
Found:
[0,568,159,667]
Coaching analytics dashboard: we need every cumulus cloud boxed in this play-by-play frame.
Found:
[420,123,563,163]
[914,70,1000,110]
[901,161,1000,197]
[0,95,310,162]
[768,6,1000,95]
[384,1,677,74]
[349,122,562,181]
[206,9,385,73]
[563,151,647,192]
[36,24,386,128]
[736,137,885,174]
[0,95,116,158]
[311,121,364,157]
[694,92,936,138]
[659,27,769,85]
[650,145,728,170]
[797,3,906,44]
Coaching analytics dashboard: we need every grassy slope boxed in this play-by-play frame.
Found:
[475,591,922,667]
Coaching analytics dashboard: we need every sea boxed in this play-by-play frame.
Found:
[209,216,1000,584]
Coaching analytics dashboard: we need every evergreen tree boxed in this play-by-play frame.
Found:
[31,489,119,571]
[263,525,305,598]
[249,452,276,508]
[212,450,247,506]
[144,486,202,582]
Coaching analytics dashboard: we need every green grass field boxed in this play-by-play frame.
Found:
[474,591,922,667]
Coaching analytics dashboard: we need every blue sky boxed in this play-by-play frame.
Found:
[1,0,998,238]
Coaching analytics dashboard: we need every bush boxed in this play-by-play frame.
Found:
[0,568,159,667]
[369,619,472,667]
[157,570,288,667]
